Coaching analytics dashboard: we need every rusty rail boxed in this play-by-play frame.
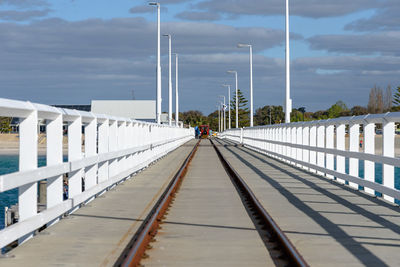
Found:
[211,138,309,267]
[115,140,200,267]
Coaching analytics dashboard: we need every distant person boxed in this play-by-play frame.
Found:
[195,126,200,139]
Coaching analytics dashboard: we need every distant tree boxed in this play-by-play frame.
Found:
[298,107,306,121]
[290,109,303,122]
[327,101,349,118]
[179,110,206,126]
[393,86,400,109]
[0,117,11,133]
[384,85,392,112]
[368,86,384,114]
[230,89,249,128]
[351,106,368,116]
[254,105,284,126]
[312,110,328,120]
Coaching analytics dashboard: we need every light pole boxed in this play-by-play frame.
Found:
[219,95,226,131]
[174,53,179,127]
[163,34,172,126]
[237,43,253,127]
[217,104,220,132]
[227,70,238,128]
[285,0,292,123]
[222,84,231,129]
[149,2,162,124]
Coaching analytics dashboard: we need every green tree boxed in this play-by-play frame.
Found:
[254,105,284,126]
[327,101,349,118]
[230,89,249,128]
[393,86,400,108]
[0,117,11,133]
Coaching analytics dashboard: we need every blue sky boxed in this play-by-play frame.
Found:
[0,0,398,114]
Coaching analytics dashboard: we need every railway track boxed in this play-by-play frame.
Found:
[115,138,308,267]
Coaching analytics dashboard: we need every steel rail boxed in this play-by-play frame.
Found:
[115,140,200,267]
[210,138,309,267]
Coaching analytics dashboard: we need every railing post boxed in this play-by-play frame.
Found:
[97,119,109,184]
[364,121,375,195]
[108,120,118,179]
[18,107,38,243]
[302,125,309,170]
[309,124,317,173]
[68,113,83,199]
[240,128,243,145]
[286,126,291,163]
[317,123,325,175]
[282,126,287,160]
[84,116,97,191]
[336,123,346,184]
[349,122,360,189]
[118,121,127,173]
[383,118,395,203]
[326,124,334,179]
[296,125,302,167]
[46,113,63,226]
[291,126,296,163]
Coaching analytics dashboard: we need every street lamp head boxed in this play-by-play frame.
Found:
[227,70,236,74]
[221,84,230,87]
[237,43,250,48]
[149,2,159,6]
[163,34,171,37]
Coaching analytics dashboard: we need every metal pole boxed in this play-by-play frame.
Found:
[218,105,220,132]
[285,0,291,123]
[219,95,226,131]
[222,84,231,129]
[175,53,179,127]
[163,34,172,126]
[235,72,238,128]
[149,3,162,124]
[228,85,231,129]
[249,45,253,127]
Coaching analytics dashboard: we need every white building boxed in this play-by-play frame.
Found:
[91,100,156,121]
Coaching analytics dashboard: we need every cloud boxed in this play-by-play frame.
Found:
[345,0,400,31]
[195,0,378,19]
[0,9,50,21]
[0,0,49,8]
[308,31,400,56]
[0,16,397,114]
[129,5,168,14]
[175,11,221,21]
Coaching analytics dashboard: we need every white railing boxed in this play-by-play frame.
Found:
[222,113,400,204]
[0,98,193,249]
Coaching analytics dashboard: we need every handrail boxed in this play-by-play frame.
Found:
[0,97,194,250]
[222,113,400,204]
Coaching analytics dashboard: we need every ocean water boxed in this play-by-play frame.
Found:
[0,155,399,230]
[0,155,50,229]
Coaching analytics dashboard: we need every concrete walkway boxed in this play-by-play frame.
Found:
[142,140,272,267]
[215,138,400,267]
[1,140,197,267]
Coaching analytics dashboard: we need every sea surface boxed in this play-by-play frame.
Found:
[0,155,399,229]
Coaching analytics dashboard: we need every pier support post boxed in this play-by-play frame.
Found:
[364,121,375,195]
[383,119,395,202]
[18,108,38,244]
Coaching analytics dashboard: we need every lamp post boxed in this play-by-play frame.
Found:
[174,53,179,127]
[237,43,253,127]
[217,104,220,132]
[285,0,292,123]
[219,95,226,131]
[222,84,231,129]
[227,70,238,128]
[163,34,172,126]
[149,2,162,124]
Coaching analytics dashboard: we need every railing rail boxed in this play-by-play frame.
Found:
[222,113,400,204]
[0,98,193,249]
